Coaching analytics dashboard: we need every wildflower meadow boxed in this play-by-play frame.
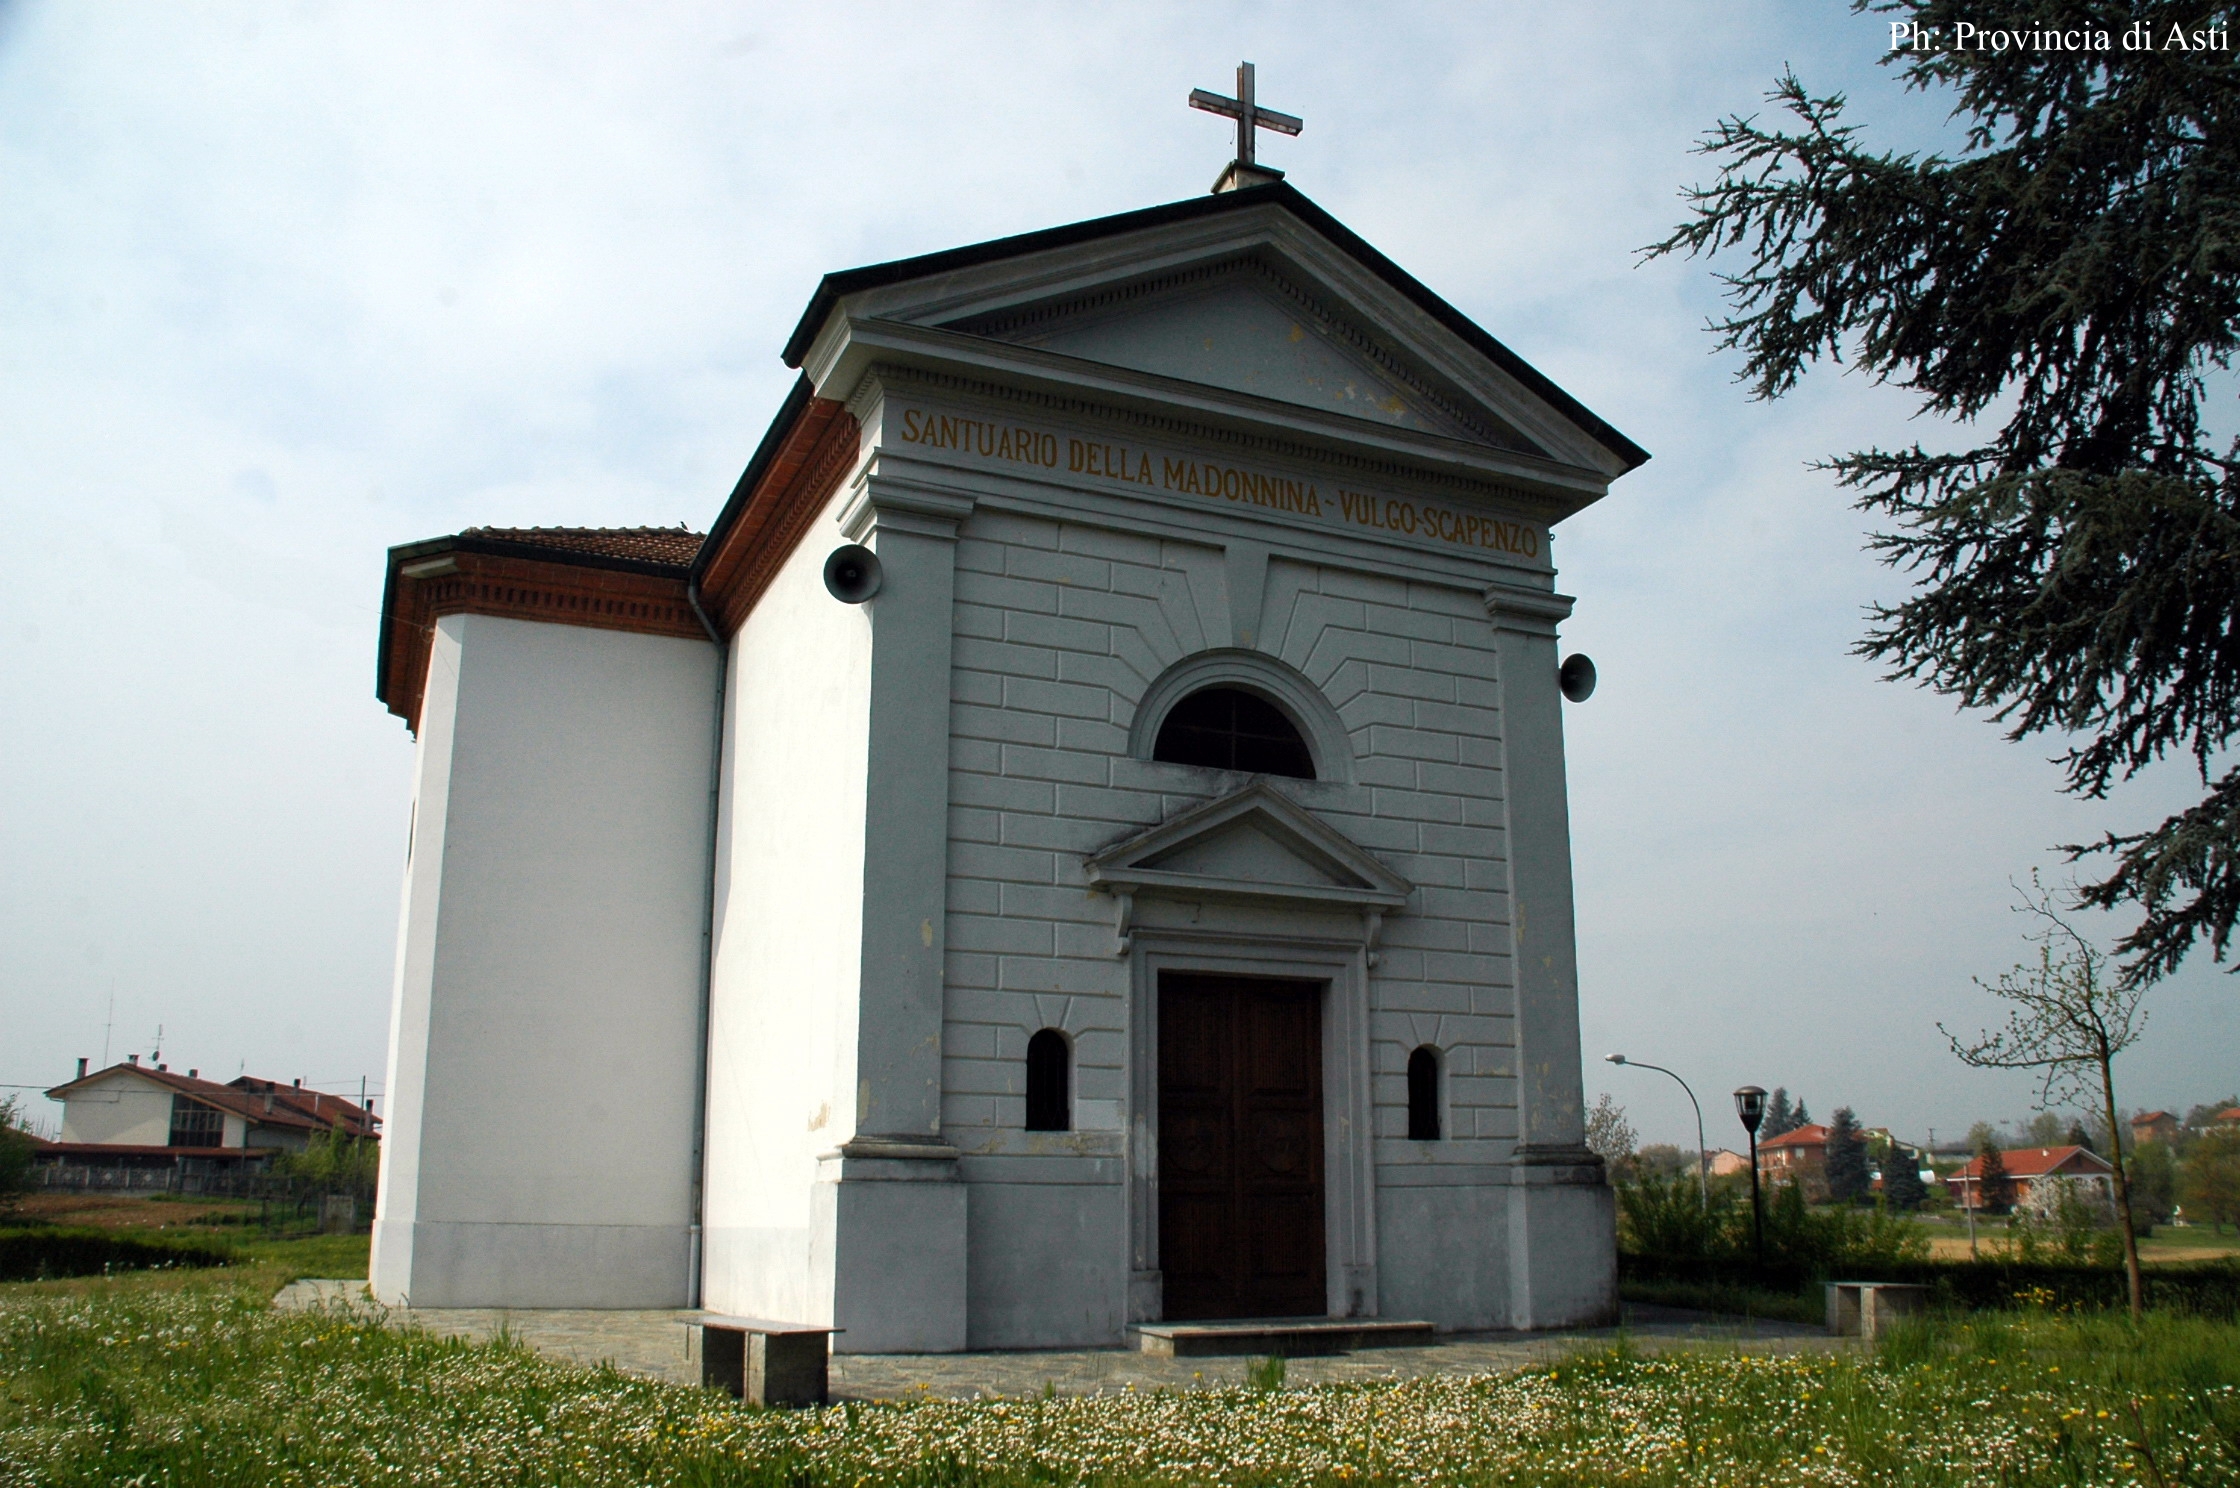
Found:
[2,1272,2237,1487]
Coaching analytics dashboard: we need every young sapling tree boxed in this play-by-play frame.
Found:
[1943,875,2148,1316]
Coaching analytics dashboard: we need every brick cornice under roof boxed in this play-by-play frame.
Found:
[376,528,711,732]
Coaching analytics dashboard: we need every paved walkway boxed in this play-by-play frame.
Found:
[275,1281,1841,1401]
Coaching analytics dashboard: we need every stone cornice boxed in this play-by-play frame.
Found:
[854,360,1593,522]
[1482,584,1577,632]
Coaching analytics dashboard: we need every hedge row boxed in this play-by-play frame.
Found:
[1619,1251,2240,1315]
[0,1227,234,1282]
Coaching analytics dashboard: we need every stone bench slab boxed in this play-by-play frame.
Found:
[694,1315,839,1407]
[1133,1317,1435,1357]
[1825,1282,1930,1341]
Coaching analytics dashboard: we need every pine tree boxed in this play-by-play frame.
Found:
[1764,1087,1795,1138]
[2066,1119,2095,1154]
[1825,1106,1870,1204]
[1649,3,2240,986]
[1977,1140,2015,1216]
[1883,1141,1928,1212]
[1793,1099,1812,1131]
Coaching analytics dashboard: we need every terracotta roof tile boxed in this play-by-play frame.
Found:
[458,526,704,567]
[1759,1124,1831,1149]
[1948,1145,2114,1180]
[46,1063,377,1138]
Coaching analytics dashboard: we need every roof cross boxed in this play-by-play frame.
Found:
[1189,62,1302,173]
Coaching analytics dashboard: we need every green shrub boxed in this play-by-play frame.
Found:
[1618,1251,2240,1316]
[0,1099,34,1216]
[274,1130,378,1193]
[1617,1175,1928,1275]
[0,1227,233,1282]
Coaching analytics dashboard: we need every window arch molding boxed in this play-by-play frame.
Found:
[1128,650,1354,785]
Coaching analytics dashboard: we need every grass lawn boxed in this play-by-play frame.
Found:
[1914,1217,2240,1264]
[3,1270,2237,1486]
[3,1192,371,1285]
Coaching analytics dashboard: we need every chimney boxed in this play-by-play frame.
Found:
[76,1057,87,1078]
[128,1053,139,1066]
[188,1069,198,1080]
[157,1063,167,1072]
[293,1078,302,1089]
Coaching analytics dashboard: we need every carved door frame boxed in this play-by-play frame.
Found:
[1124,930,1378,1324]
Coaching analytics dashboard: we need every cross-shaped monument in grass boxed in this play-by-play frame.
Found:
[1190,61,1302,192]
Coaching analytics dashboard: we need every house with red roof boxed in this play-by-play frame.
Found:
[1757,1123,1830,1184]
[1944,1145,2113,1211]
[2131,1111,2179,1146]
[38,1058,376,1175]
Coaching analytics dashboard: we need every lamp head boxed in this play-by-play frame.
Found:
[1604,1054,1626,1065]
[1734,1084,1767,1134]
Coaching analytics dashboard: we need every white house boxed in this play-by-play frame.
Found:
[369,175,1646,1347]
[42,1059,377,1169]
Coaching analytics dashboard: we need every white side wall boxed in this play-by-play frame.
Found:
[57,1073,174,1145]
[699,493,874,1322]
[371,612,718,1309]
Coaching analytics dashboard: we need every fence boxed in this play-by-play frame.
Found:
[35,1164,375,1224]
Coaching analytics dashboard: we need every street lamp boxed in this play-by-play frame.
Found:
[1734,1085,1767,1265]
[1604,1055,1708,1209]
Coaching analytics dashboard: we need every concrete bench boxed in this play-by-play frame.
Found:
[1825,1282,1929,1341]
[696,1316,839,1407]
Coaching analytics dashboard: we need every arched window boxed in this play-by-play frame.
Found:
[1025,1029,1071,1132]
[1407,1046,1441,1141]
[1152,687,1315,779]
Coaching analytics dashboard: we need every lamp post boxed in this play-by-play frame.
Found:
[1604,1054,1708,1209]
[1734,1085,1767,1266]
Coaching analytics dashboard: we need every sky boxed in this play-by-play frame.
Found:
[3,1,2233,1151]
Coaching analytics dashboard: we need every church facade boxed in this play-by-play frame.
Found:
[370,180,1646,1350]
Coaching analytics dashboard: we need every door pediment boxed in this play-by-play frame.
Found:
[1084,781,1411,915]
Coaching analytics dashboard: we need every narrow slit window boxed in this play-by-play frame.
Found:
[1407,1046,1441,1141]
[1152,687,1315,779]
[1025,1029,1071,1132]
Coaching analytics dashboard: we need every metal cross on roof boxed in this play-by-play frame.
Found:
[1189,62,1302,171]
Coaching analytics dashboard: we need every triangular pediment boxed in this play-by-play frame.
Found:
[787,189,1648,488]
[947,258,1541,453]
[1083,781,1411,911]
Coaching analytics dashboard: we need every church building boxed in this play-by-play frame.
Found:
[370,139,1647,1348]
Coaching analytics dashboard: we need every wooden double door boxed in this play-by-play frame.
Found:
[1157,973,1327,1320]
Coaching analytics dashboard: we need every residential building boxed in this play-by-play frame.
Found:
[39,1059,376,1174]
[2131,1111,2179,1146]
[1757,1123,1829,1183]
[1943,1145,2114,1210]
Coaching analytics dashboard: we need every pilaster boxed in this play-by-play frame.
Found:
[838,470,975,1141]
[1482,583,1593,1163]
[817,466,975,1350]
[1484,581,1615,1327]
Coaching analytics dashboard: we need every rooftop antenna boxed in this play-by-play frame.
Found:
[150,1023,163,1067]
[101,988,115,1068]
